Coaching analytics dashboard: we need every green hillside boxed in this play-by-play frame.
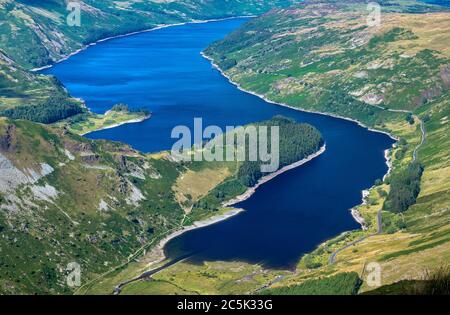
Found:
[1,0,449,295]
[1,0,299,69]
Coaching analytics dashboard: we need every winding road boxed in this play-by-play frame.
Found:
[113,253,195,295]
[413,118,427,163]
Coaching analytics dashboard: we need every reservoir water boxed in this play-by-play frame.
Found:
[43,18,394,269]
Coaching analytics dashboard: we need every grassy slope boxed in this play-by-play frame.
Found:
[261,272,362,295]
[2,0,448,295]
[1,0,300,69]
[0,116,239,294]
[79,118,324,295]
[114,0,450,294]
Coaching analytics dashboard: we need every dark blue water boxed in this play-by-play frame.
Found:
[43,18,394,269]
[421,0,450,8]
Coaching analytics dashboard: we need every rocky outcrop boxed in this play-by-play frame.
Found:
[410,65,450,107]
[81,154,101,164]
[0,153,30,193]
[414,85,443,107]
[0,50,14,65]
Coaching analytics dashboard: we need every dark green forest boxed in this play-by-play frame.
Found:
[237,116,324,187]
[110,103,151,116]
[187,116,323,222]
[384,162,424,213]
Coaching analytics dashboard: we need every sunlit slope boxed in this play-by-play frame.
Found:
[0,117,187,294]
[0,49,80,116]
[74,0,450,295]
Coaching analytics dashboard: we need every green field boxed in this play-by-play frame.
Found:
[54,105,151,136]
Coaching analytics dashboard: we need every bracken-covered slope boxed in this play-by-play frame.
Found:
[200,0,450,292]
[80,1,450,296]
[205,0,450,115]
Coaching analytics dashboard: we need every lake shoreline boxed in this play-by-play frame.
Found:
[80,114,151,136]
[224,145,326,207]
[33,17,254,134]
[201,52,399,143]
[42,18,395,289]
[201,51,397,230]
[31,16,255,72]
[34,14,395,234]
[143,146,326,267]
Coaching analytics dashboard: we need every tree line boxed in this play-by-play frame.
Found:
[384,162,424,213]
[237,116,324,187]
[0,96,83,124]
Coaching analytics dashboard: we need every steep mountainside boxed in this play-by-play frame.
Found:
[205,0,450,116]
[0,117,190,294]
[203,0,450,292]
[1,0,448,295]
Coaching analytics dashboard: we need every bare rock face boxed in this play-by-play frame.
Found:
[441,64,450,87]
[0,151,56,211]
[0,51,14,65]
[65,141,93,155]
[0,153,30,194]
[0,124,16,152]
[117,174,129,195]
[81,154,101,164]
[118,155,128,172]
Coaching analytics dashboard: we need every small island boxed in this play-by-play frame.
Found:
[56,103,151,135]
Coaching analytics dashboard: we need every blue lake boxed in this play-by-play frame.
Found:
[43,18,394,269]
